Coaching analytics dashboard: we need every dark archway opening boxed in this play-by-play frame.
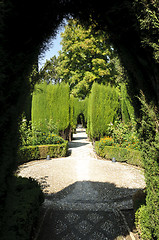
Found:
[77,113,86,128]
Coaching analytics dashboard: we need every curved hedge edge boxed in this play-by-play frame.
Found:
[18,141,68,164]
[95,141,144,168]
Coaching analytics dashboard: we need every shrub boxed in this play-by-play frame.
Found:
[98,136,114,148]
[95,141,143,167]
[18,146,40,164]
[32,132,65,146]
[19,118,64,147]
[18,142,68,164]
[136,92,159,239]
[48,143,68,157]
[120,83,135,123]
[135,205,152,240]
[107,121,141,151]
[19,119,33,146]
[2,176,44,240]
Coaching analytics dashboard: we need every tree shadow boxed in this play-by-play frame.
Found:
[73,136,88,140]
[74,130,85,134]
[69,141,89,148]
[45,181,140,206]
[37,181,143,240]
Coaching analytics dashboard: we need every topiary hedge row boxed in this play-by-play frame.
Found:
[18,142,68,164]
[95,141,143,168]
[2,176,44,240]
[32,82,88,140]
[32,82,70,135]
[87,82,120,140]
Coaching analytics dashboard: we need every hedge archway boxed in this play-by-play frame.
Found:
[77,113,86,128]
[0,0,159,237]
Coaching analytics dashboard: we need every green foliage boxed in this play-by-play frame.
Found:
[32,82,70,133]
[120,83,135,123]
[87,82,119,140]
[19,119,33,146]
[69,95,76,130]
[18,146,40,163]
[56,19,122,99]
[107,121,141,151]
[98,136,114,147]
[39,56,60,84]
[47,143,68,158]
[95,142,143,168]
[32,132,64,146]
[135,205,152,240]
[134,0,159,62]
[18,142,68,164]
[19,118,63,146]
[2,176,44,240]
[135,91,159,239]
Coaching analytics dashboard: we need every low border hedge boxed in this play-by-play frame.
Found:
[95,141,143,168]
[18,141,68,164]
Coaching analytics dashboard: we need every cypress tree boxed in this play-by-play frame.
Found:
[87,83,119,140]
[32,82,70,133]
[32,82,48,130]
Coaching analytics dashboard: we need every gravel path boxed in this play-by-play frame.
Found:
[18,127,145,240]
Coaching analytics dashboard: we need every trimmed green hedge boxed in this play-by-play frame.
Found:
[32,82,70,133]
[2,176,44,240]
[95,141,143,168]
[87,83,119,140]
[18,142,68,164]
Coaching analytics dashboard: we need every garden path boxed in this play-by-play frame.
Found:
[18,127,145,240]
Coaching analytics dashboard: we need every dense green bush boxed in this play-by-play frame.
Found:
[2,176,44,240]
[18,142,68,164]
[120,83,135,123]
[135,205,153,240]
[106,121,141,151]
[19,117,64,146]
[95,141,143,168]
[98,136,114,147]
[18,146,40,163]
[135,92,159,239]
[87,82,119,140]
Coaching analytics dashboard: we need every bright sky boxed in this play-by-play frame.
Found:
[38,27,64,69]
